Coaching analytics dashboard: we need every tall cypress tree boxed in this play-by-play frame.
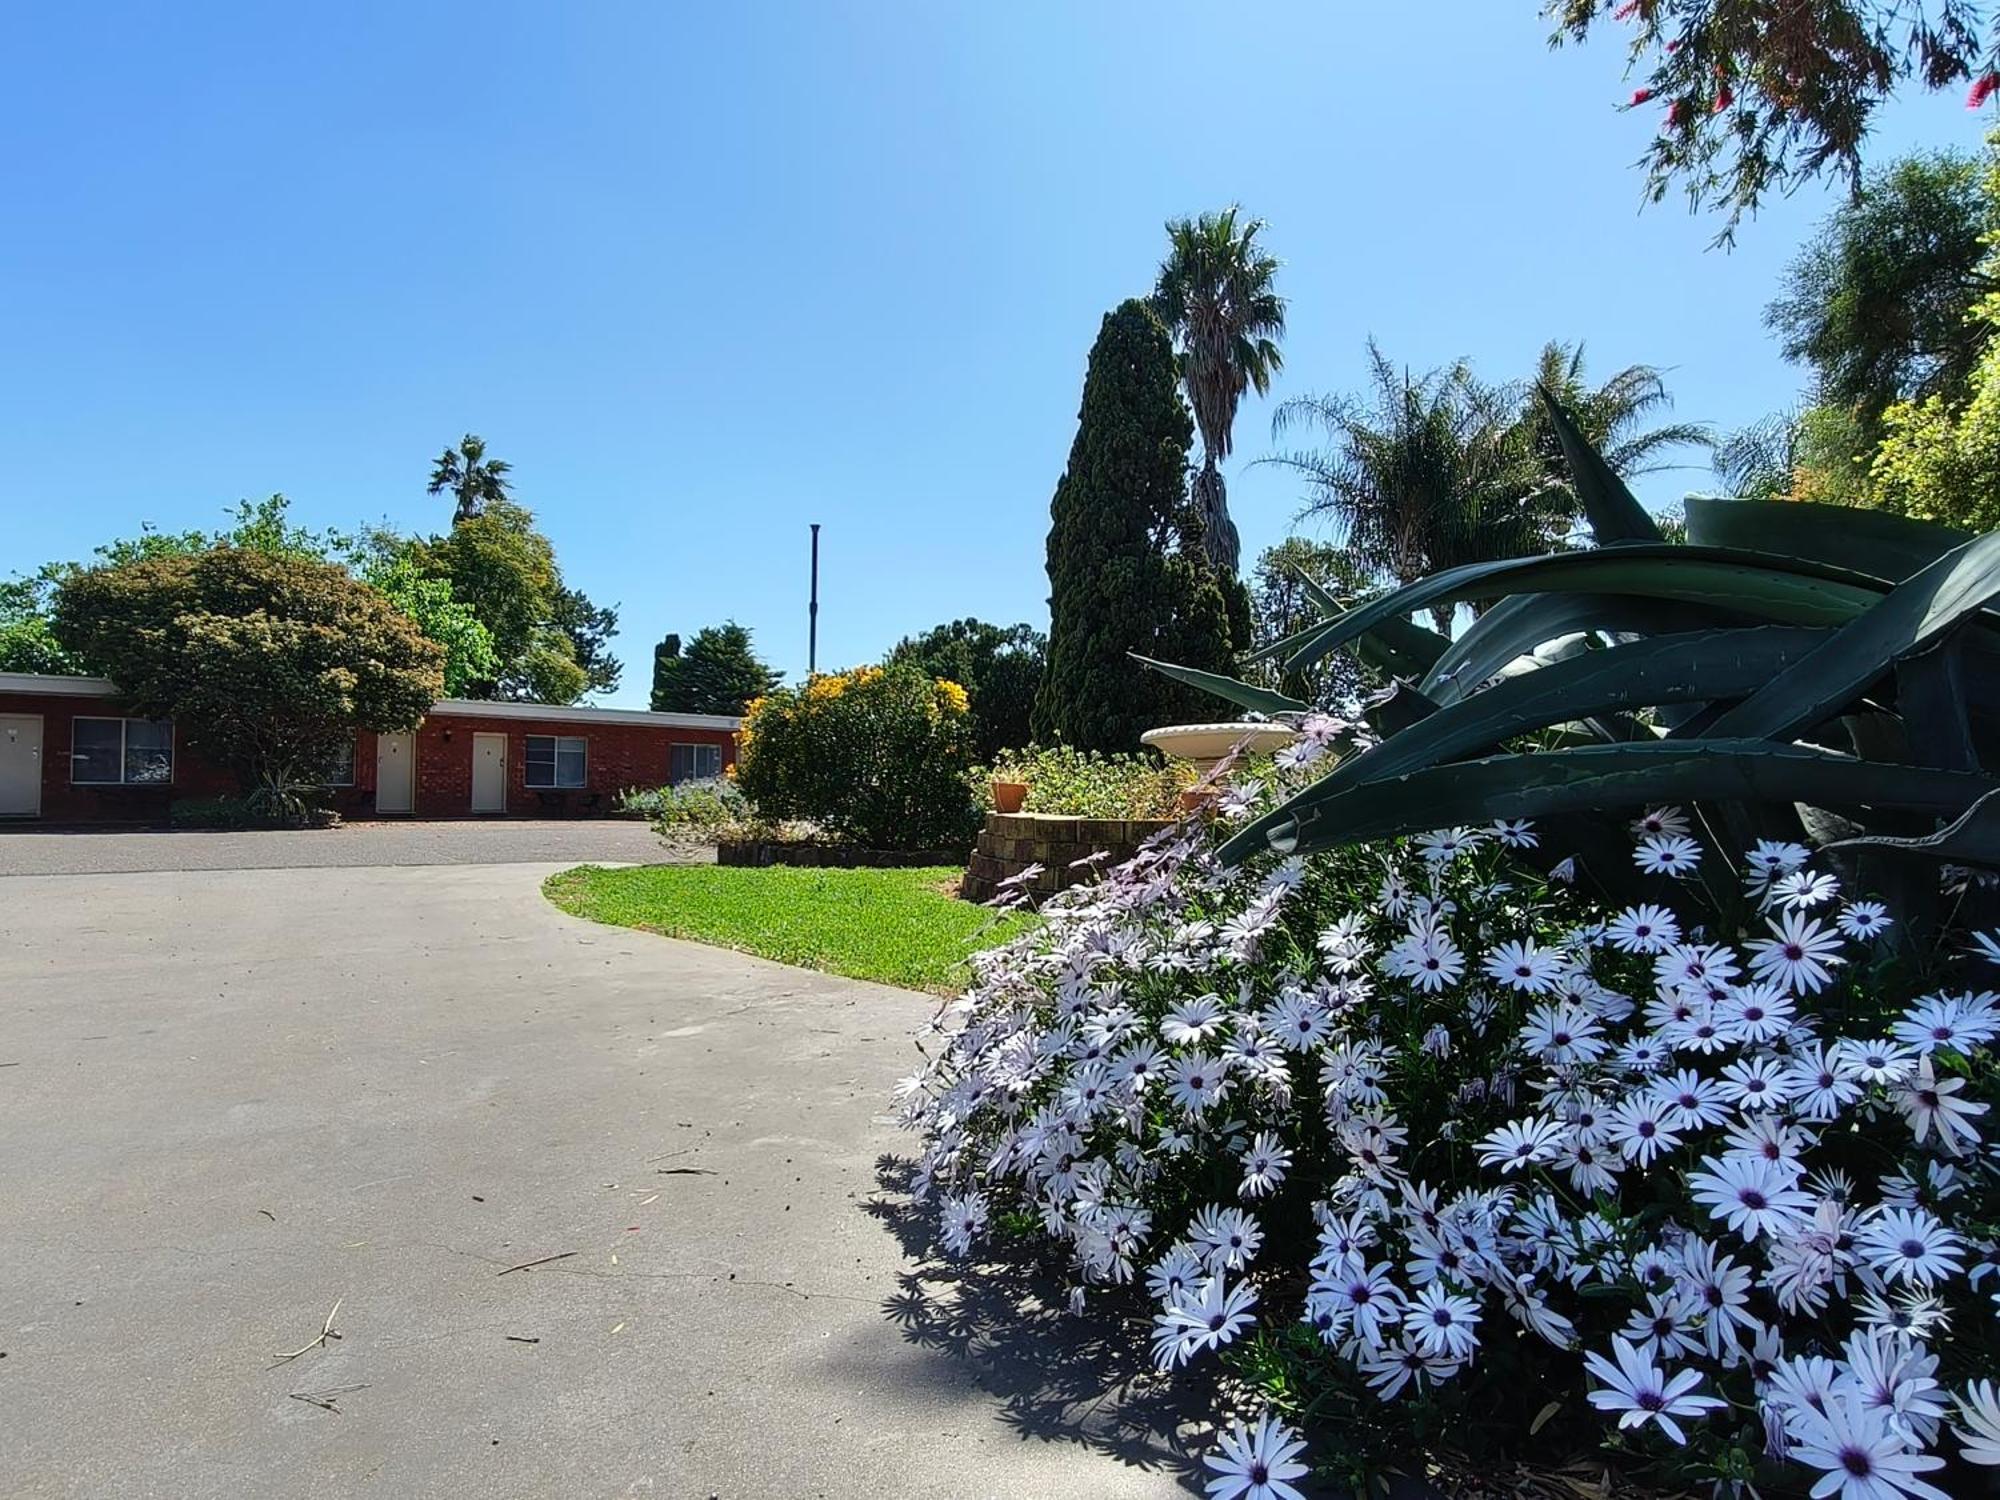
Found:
[1032,299,1236,751]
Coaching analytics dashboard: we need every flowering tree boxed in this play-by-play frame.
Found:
[898,715,2000,1498]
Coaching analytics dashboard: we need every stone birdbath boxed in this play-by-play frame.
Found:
[1140,721,1300,777]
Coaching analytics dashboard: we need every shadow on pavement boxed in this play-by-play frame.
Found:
[864,1155,1207,1495]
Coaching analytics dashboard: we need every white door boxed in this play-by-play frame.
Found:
[375,732,415,815]
[0,714,42,818]
[471,733,507,813]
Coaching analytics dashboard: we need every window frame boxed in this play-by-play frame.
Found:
[524,733,588,790]
[670,741,723,784]
[71,715,175,787]
[320,737,356,788]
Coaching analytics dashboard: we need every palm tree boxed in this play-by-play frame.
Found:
[1521,342,1713,523]
[428,434,514,525]
[1152,207,1286,576]
[1269,342,1538,632]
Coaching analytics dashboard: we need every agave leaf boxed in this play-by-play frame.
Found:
[1225,629,1827,854]
[1824,788,2000,868]
[1288,564,1343,614]
[1539,387,1662,545]
[1217,740,1996,864]
[1421,592,1761,704]
[1128,653,1309,718]
[1685,496,1970,583]
[1282,546,1896,674]
[1703,531,2000,744]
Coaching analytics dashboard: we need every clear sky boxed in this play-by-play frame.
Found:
[1,3,1985,705]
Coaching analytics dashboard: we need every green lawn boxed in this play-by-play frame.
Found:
[542,863,1033,993]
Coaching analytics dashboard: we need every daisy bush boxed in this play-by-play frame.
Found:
[894,715,2000,1499]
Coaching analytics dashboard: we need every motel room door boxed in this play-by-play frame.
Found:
[471,733,507,813]
[375,731,415,815]
[0,714,42,817]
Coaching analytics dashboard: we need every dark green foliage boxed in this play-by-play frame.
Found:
[52,547,443,800]
[0,569,81,674]
[1143,406,2000,894]
[546,583,621,697]
[650,621,781,715]
[1032,299,1237,752]
[887,618,1046,759]
[736,664,979,850]
[1768,150,1993,439]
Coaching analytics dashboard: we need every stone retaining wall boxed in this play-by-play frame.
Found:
[959,812,1174,903]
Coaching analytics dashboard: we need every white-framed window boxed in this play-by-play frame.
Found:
[71,717,174,786]
[320,738,356,787]
[525,734,587,789]
[670,742,722,784]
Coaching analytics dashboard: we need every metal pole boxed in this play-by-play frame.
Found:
[808,523,821,677]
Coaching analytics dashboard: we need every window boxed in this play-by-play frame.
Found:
[319,738,355,787]
[670,742,722,784]
[72,717,174,786]
[525,734,587,789]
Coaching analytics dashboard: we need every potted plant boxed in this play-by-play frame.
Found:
[987,749,1029,814]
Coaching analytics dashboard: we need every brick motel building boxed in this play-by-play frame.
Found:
[0,671,740,822]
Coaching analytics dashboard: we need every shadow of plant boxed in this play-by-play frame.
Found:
[865,1153,1208,1493]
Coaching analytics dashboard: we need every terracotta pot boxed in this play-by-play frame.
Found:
[1178,787,1218,815]
[991,780,1029,814]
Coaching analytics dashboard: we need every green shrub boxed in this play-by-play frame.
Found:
[617,778,758,847]
[170,789,338,829]
[735,664,980,851]
[977,744,1193,819]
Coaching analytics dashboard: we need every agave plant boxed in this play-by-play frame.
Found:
[1138,391,2000,924]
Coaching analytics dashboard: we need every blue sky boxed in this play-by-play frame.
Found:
[1,3,1984,705]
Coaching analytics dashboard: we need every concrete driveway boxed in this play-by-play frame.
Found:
[0,854,1188,1499]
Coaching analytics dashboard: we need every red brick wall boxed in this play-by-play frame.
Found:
[409,713,736,816]
[0,690,737,823]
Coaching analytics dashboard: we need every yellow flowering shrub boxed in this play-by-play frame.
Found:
[734,663,980,849]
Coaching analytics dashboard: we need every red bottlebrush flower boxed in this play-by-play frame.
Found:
[1629,87,1655,106]
[1667,99,1690,128]
[1713,85,1735,113]
[1970,73,2000,110]
[1613,0,1642,19]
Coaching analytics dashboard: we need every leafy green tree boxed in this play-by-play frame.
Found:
[1548,0,1993,237]
[1151,207,1286,576]
[651,621,781,715]
[1248,538,1380,712]
[546,583,621,697]
[1032,299,1237,751]
[355,550,498,696]
[51,548,442,810]
[428,433,514,524]
[1769,150,1992,436]
[0,568,81,674]
[888,618,1046,759]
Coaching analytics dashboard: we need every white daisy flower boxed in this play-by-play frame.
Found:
[1605,902,1681,954]
[1475,1115,1569,1173]
[1858,1205,1966,1287]
[1189,1203,1264,1271]
[1607,1094,1683,1168]
[1416,826,1483,864]
[1490,817,1538,848]
[1635,833,1703,877]
[939,1191,988,1257]
[1167,1052,1230,1117]
[1786,1390,1949,1500]
[1632,805,1693,839]
[1144,1241,1203,1305]
[1953,1380,2000,1466]
[1686,1154,1814,1241]
[1582,1336,1725,1445]
[1745,909,1846,995]
[1238,1131,1292,1199]
[1202,1413,1309,1500]
[1161,993,1228,1045]
[1407,1282,1482,1360]
[1483,938,1563,994]
[1895,1058,1989,1154]
[1151,1274,1259,1369]
[1839,900,1894,940]
[1771,868,1841,910]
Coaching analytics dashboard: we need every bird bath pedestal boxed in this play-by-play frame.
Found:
[1140,721,1300,777]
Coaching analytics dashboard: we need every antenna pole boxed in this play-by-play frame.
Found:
[808,523,821,676]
